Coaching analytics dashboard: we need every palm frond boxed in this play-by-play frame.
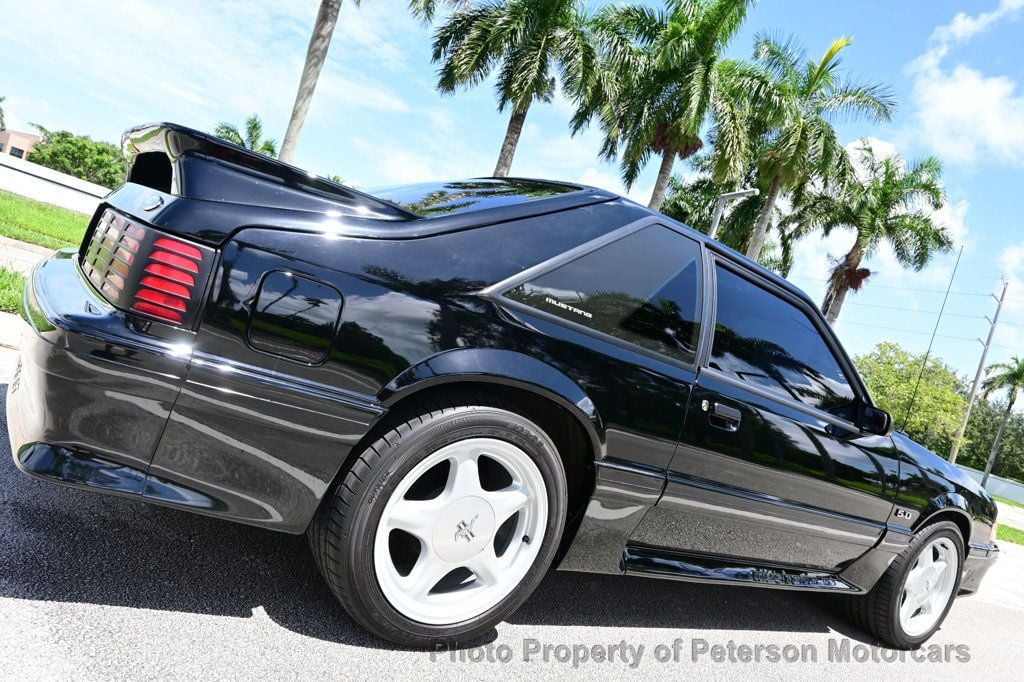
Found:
[752,31,805,86]
[808,36,853,91]
[821,78,897,123]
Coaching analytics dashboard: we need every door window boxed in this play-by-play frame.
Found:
[505,225,702,364]
[711,265,855,411]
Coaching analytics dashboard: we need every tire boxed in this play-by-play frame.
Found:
[307,394,567,647]
[845,520,964,649]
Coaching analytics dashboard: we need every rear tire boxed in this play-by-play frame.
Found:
[308,394,567,647]
[845,520,963,649]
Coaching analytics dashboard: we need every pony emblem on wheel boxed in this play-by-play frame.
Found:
[455,515,479,543]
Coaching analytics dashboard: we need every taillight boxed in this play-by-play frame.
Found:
[81,209,214,326]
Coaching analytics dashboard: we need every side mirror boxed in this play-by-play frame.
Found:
[857,402,893,436]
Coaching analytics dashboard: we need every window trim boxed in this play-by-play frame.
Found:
[479,216,707,371]
[704,255,872,420]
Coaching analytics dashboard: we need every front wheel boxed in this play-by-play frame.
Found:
[308,396,567,647]
[846,520,964,648]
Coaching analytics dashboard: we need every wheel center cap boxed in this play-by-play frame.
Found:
[432,496,496,563]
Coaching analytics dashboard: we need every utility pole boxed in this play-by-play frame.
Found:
[949,280,1009,464]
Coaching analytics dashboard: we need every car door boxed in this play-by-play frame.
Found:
[633,257,900,570]
[488,219,709,570]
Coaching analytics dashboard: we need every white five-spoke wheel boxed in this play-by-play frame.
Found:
[845,520,964,649]
[308,397,567,647]
[373,438,548,625]
[897,536,958,637]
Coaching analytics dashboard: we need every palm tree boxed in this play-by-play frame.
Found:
[574,0,756,209]
[279,0,342,164]
[980,357,1024,487]
[409,0,469,22]
[278,1,463,164]
[744,35,896,261]
[432,0,597,177]
[215,115,278,156]
[784,142,951,323]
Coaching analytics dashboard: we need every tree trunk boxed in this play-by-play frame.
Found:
[745,173,783,261]
[648,149,676,211]
[493,104,530,177]
[822,241,865,325]
[982,392,1016,487]
[279,0,341,164]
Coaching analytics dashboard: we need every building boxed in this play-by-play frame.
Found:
[0,129,42,159]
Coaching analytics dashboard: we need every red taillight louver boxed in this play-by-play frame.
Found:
[81,209,215,326]
[130,236,205,323]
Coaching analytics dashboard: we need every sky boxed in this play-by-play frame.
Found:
[1,0,1023,385]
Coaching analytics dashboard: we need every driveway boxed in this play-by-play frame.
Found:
[0,342,1021,679]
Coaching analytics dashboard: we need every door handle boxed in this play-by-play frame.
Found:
[702,400,742,430]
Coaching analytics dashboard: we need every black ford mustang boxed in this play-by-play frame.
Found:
[7,123,998,649]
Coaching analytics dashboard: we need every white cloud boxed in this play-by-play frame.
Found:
[931,0,1024,44]
[0,0,410,141]
[909,0,1024,167]
[994,243,1024,355]
[0,95,52,133]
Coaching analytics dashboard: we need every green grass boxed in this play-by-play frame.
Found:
[0,266,25,313]
[997,525,1024,545]
[995,495,1024,510]
[0,189,89,249]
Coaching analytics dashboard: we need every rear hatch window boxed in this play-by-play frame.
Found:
[371,179,580,218]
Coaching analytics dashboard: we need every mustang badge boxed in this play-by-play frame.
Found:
[455,515,479,543]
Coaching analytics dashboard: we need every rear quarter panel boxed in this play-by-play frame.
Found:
[145,201,652,531]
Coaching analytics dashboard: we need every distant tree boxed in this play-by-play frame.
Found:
[961,397,1024,483]
[980,357,1024,486]
[0,95,6,131]
[214,115,277,156]
[854,342,966,455]
[27,125,126,188]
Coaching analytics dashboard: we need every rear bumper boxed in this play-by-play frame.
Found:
[7,249,189,494]
[960,541,999,594]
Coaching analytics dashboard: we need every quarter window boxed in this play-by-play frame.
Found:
[505,225,702,364]
[711,266,855,411]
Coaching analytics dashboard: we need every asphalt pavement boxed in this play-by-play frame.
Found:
[0,329,1021,680]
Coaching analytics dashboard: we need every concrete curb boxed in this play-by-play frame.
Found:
[0,235,53,256]
[0,311,26,349]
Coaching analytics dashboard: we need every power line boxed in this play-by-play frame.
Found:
[839,320,978,342]
[788,275,993,296]
[901,246,964,431]
[842,301,987,319]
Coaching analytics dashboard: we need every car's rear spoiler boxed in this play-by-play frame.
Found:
[120,122,416,221]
